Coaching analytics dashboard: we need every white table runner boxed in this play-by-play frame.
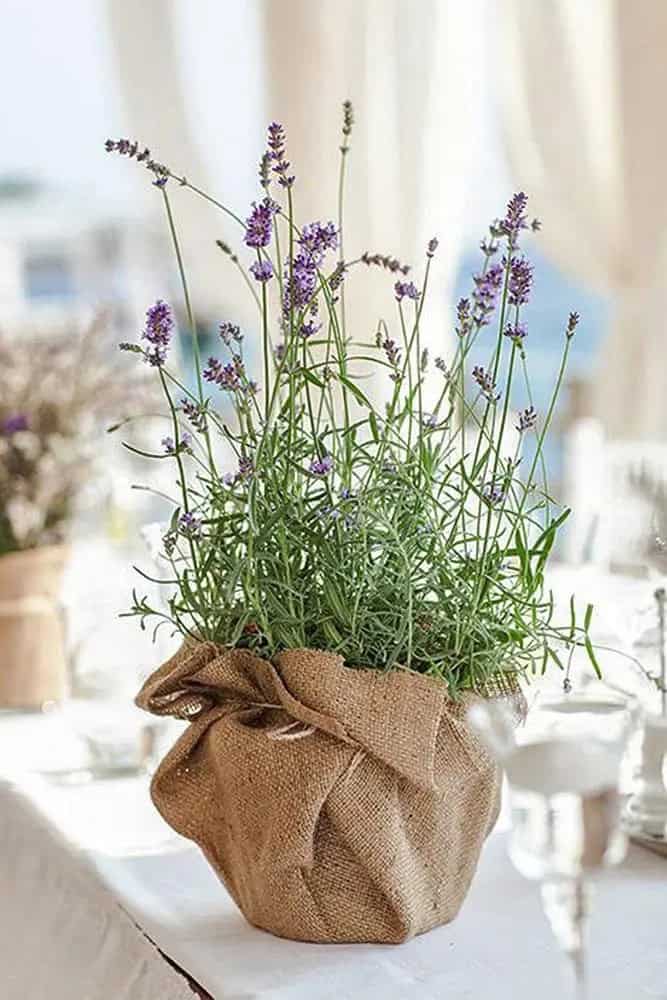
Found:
[1,560,667,1000]
[1,740,666,1000]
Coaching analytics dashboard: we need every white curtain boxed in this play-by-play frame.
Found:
[106,0,482,387]
[104,0,243,325]
[261,0,481,391]
[500,0,667,440]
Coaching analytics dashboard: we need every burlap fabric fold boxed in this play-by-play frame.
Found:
[0,545,68,709]
[136,640,504,944]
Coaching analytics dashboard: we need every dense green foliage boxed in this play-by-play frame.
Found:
[113,108,596,693]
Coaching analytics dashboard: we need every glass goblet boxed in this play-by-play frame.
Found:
[469,691,635,1000]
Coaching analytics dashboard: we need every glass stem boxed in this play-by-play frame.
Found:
[541,877,590,1000]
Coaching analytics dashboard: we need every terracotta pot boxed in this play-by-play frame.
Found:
[0,545,68,709]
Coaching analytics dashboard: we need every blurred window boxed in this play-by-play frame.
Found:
[24,251,75,300]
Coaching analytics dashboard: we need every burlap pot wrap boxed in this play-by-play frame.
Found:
[136,640,503,944]
[0,545,68,709]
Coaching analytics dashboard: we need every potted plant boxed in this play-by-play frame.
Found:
[107,106,597,944]
[0,320,142,709]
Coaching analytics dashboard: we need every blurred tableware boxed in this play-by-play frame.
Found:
[62,696,168,780]
[469,690,635,1000]
[624,713,667,842]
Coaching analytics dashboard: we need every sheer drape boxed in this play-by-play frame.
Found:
[500,0,667,439]
[106,0,481,386]
[261,0,480,392]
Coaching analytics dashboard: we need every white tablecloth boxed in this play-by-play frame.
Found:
[1,710,667,1000]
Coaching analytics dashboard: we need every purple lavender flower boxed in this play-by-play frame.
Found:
[162,432,192,454]
[238,455,254,479]
[219,321,243,346]
[104,138,169,185]
[423,413,438,429]
[507,255,533,307]
[274,342,286,362]
[434,356,449,376]
[394,280,420,302]
[203,357,242,391]
[281,223,338,318]
[299,319,321,339]
[500,192,528,244]
[250,258,274,283]
[309,455,334,476]
[282,251,318,318]
[180,398,207,432]
[298,221,338,264]
[472,262,503,326]
[142,299,174,367]
[223,472,236,487]
[244,197,279,249]
[267,122,294,188]
[361,252,410,275]
[427,237,439,259]
[482,481,505,505]
[472,365,500,402]
[1,413,29,435]
[456,298,471,338]
[516,406,538,433]
[178,511,202,538]
[382,336,401,370]
[504,322,527,344]
[328,261,346,299]
[566,311,580,339]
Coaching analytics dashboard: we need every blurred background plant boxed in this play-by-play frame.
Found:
[0,315,150,556]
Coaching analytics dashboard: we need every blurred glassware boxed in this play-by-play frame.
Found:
[469,688,636,1000]
[63,696,163,779]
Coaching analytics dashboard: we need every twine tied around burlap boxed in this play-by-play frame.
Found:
[136,640,512,944]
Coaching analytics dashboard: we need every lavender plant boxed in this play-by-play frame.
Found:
[107,106,597,694]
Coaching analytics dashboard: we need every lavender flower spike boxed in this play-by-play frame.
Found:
[142,299,174,367]
[566,311,580,338]
[504,322,527,344]
[219,321,243,346]
[244,197,279,249]
[507,255,533,307]
[516,406,538,433]
[180,398,207,432]
[472,262,503,326]
[472,365,500,402]
[501,192,528,244]
[394,280,420,303]
[267,122,294,188]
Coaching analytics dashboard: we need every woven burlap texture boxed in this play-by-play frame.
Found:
[136,640,502,944]
[0,545,67,709]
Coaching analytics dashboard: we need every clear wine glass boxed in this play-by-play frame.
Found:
[469,690,637,1000]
